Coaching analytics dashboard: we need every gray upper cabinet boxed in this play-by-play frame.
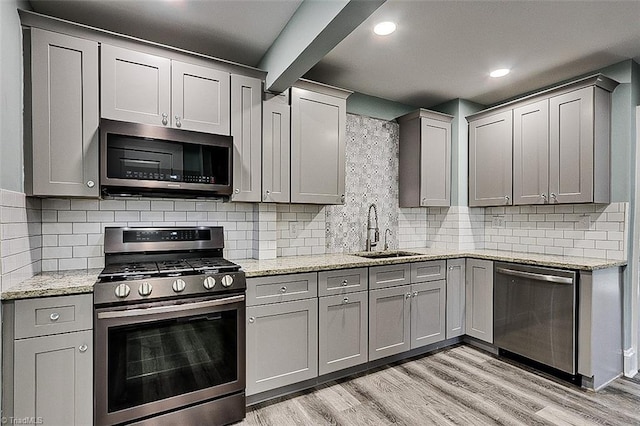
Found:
[446,259,466,339]
[465,258,493,343]
[101,44,231,134]
[290,81,351,204]
[471,74,617,206]
[262,92,291,203]
[468,110,513,207]
[101,44,171,127]
[513,99,549,205]
[231,75,262,202]
[399,109,453,207]
[549,85,612,204]
[25,28,99,197]
[173,60,231,134]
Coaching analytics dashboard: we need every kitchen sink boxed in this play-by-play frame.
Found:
[355,250,422,259]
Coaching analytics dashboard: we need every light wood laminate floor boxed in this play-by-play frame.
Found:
[240,345,640,425]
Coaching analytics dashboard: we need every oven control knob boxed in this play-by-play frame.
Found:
[172,279,186,293]
[203,276,216,290]
[221,275,234,288]
[138,282,153,297]
[114,283,131,299]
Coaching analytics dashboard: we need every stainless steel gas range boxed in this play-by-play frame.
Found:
[94,226,246,426]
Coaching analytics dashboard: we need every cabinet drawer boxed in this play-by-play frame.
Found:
[14,294,93,339]
[411,260,446,283]
[318,268,368,296]
[247,273,318,306]
[369,264,411,290]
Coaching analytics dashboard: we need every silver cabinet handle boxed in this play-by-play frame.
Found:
[340,194,345,203]
[504,195,511,203]
[550,193,557,202]
[413,291,418,297]
[79,344,88,353]
[405,293,411,299]
[49,312,60,321]
[541,193,547,202]
[343,297,349,304]
[175,115,182,128]
[162,113,168,125]
[248,317,255,324]
[421,198,427,206]
[264,190,271,201]
[280,286,287,293]
[448,266,454,270]
[234,188,240,194]
[86,180,95,188]
[342,279,348,286]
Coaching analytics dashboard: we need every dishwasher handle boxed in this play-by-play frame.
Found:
[495,267,574,285]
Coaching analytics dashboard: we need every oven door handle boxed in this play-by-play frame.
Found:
[97,294,245,319]
[495,267,573,285]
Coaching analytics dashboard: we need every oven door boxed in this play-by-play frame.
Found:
[94,294,245,425]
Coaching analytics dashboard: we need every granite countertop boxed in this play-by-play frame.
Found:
[1,250,626,300]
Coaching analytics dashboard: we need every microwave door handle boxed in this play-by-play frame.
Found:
[495,267,574,285]
[97,294,245,319]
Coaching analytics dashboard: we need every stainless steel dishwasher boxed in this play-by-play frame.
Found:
[494,262,577,374]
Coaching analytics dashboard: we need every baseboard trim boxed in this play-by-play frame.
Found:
[623,348,638,377]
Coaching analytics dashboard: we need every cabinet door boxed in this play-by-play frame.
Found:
[291,87,346,204]
[14,330,93,425]
[29,29,99,197]
[231,75,262,202]
[246,299,318,395]
[318,292,368,375]
[549,87,594,203]
[101,44,171,126]
[420,117,451,206]
[411,280,446,349]
[469,110,513,206]
[513,99,549,205]
[446,258,466,338]
[172,61,230,134]
[262,93,291,203]
[465,259,494,343]
[369,286,411,361]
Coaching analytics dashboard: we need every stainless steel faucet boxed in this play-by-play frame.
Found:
[384,228,391,251]
[366,203,379,251]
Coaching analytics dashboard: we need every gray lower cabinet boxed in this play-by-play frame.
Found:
[465,259,494,343]
[231,74,262,202]
[446,258,466,338]
[290,81,351,204]
[246,273,318,396]
[14,330,93,425]
[246,298,318,396]
[318,291,368,375]
[25,28,99,197]
[262,92,291,203]
[369,285,411,360]
[468,110,513,207]
[410,280,446,348]
[398,109,453,207]
[3,294,93,425]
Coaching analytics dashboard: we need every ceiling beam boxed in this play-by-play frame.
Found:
[259,0,386,93]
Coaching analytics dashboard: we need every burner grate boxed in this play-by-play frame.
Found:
[99,262,159,279]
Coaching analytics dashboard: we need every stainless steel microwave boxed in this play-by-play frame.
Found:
[100,119,233,197]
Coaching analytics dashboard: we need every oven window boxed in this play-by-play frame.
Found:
[107,310,238,412]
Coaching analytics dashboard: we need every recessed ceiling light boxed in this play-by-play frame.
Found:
[490,68,510,78]
[374,21,396,36]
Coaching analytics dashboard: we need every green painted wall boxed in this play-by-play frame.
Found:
[346,92,415,121]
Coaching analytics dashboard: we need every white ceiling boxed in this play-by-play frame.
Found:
[28,0,640,109]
